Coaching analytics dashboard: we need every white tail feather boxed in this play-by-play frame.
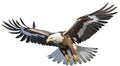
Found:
[48,45,98,65]
[75,45,98,64]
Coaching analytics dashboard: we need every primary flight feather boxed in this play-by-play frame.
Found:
[2,3,117,65]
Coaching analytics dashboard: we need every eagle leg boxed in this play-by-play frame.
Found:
[73,54,79,62]
[67,37,79,62]
[65,55,70,62]
[59,48,70,61]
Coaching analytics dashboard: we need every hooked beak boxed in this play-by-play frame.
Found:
[46,38,51,44]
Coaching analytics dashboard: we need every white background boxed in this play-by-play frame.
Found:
[0,0,120,66]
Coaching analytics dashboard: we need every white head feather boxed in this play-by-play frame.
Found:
[48,33,64,43]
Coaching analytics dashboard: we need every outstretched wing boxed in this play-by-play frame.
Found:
[64,3,117,43]
[2,18,55,46]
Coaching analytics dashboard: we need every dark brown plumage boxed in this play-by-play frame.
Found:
[64,3,117,42]
[2,3,117,65]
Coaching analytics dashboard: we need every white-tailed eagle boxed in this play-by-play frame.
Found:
[2,3,117,65]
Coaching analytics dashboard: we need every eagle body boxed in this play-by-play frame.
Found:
[2,3,117,65]
[47,33,78,61]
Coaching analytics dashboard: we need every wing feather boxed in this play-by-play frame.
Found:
[64,3,117,42]
[2,18,55,46]
[9,31,21,34]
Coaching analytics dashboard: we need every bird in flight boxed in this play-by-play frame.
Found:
[2,3,117,65]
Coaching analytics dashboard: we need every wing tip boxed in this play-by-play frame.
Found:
[99,3,109,10]
[19,17,27,27]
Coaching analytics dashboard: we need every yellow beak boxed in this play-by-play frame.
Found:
[46,38,51,44]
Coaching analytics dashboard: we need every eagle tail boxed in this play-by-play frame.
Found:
[75,45,98,64]
[48,49,68,65]
[48,45,98,65]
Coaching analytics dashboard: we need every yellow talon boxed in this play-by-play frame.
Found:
[73,55,78,62]
[65,55,70,61]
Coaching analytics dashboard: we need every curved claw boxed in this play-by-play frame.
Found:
[73,55,79,62]
[65,55,70,61]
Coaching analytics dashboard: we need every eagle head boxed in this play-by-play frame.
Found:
[46,33,64,44]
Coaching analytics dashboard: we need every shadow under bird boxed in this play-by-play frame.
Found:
[2,3,117,65]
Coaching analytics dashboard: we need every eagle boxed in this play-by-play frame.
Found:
[2,3,117,65]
